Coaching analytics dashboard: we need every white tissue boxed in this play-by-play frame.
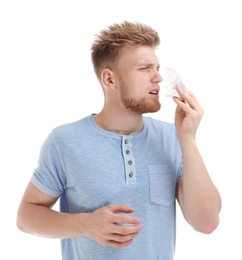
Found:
[164,78,187,98]
[161,67,187,99]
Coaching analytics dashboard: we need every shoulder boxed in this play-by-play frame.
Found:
[37,116,94,156]
[51,116,91,137]
[44,116,92,148]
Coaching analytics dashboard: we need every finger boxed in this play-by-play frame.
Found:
[173,90,202,114]
[112,213,141,226]
[107,204,135,214]
[109,230,140,243]
[107,204,140,224]
[173,96,191,114]
[115,224,143,236]
[174,86,201,112]
[105,238,134,248]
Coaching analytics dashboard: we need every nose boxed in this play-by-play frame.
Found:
[152,70,163,83]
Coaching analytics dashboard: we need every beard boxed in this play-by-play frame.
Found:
[120,83,161,114]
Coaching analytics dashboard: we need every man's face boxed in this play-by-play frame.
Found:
[114,45,162,114]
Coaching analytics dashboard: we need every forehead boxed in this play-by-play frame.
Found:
[118,45,160,66]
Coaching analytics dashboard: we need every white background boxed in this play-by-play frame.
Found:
[1,0,241,259]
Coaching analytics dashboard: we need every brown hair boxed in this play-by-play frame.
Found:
[91,20,160,79]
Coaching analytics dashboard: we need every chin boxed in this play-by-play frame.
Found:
[147,103,161,113]
[139,106,161,114]
[127,100,161,114]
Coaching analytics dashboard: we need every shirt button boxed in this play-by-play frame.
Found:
[126,150,130,154]
[125,139,129,144]
[129,172,133,177]
[128,160,132,165]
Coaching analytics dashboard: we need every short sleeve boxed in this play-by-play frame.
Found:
[31,131,66,197]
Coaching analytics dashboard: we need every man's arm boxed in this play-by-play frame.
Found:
[16,182,142,247]
[174,86,222,233]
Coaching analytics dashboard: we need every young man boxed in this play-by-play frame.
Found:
[17,21,221,260]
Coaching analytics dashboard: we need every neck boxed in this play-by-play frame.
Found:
[93,109,144,135]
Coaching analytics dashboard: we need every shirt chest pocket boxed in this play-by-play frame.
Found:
[148,164,177,207]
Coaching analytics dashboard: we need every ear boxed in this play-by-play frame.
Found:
[101,68,116,90]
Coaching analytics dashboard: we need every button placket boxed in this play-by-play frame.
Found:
[122,136,136,185]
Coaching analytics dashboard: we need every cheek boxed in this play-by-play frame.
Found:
[129,76,147,92]
[119,72,148,97]
[126,85,143,98]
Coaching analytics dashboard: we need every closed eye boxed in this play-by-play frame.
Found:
[138,64,160,71]
[139,67,150,70]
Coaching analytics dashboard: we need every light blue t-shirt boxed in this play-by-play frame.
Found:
[31,115,183,260]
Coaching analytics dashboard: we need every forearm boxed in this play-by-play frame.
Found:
[179,140,222,233]
[17,203,87,239]
[17,202,143,248]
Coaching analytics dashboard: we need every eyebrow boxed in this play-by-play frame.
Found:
[138,63,160,69]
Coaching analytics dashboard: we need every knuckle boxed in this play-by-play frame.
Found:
[117,236,128,243]
[119,215,127,223]
[119,226,135,235]
[117,226,128,235]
